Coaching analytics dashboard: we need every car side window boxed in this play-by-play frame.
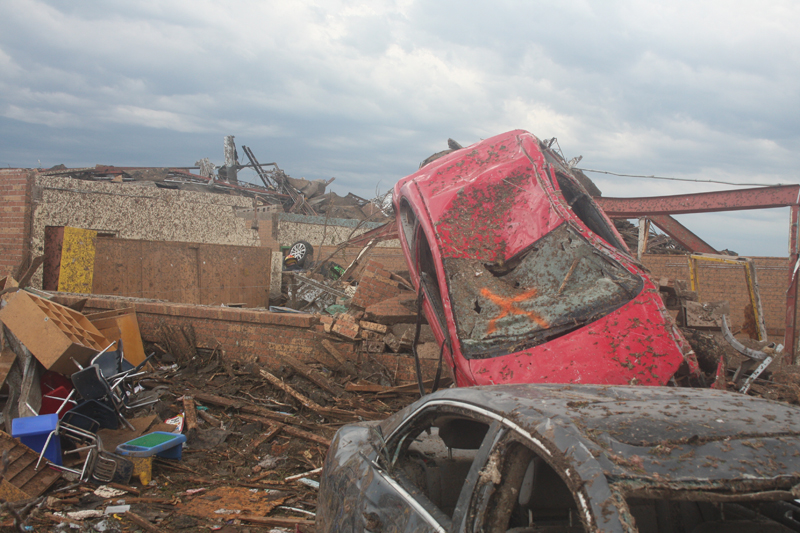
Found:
[415,227,448,328]
[399,199,418,251]
[399,200,448,336]
[553,170,626,252]
[473,439,586,533]
[384,410,491,522]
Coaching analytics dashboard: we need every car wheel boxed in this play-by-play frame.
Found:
[289,241,313,266]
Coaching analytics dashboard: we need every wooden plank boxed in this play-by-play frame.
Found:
[345,383,387,393]
[237,414,331,447]
[320,340,358,376]
[124,511,160,533]
[244,424,283,454]
[191,391,312,429]
[0,347,17,391]
[259,369,325,412]
[280,353,344,397]
[239,515,315,528]
[183,396,199,433]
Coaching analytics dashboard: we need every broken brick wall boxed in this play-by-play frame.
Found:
[30,174,260,288]
[643,255,792,342]
[351,260,404,308]
[49,294,440,382]
[0,170,35,278]
[257,212,408,274]
[275,213,395,247]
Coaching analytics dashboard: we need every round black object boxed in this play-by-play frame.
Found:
[289,241,314,266]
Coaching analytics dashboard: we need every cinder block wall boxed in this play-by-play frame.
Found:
[30,175,260,287]
[642,255,791,340]
[0,170,35,277]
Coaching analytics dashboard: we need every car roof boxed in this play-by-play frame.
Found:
[387,384,800,484]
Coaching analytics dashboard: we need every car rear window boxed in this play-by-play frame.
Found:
[445,222,643,359]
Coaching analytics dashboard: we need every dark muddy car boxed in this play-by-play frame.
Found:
[317,384,800,532]
[393,130,701,388]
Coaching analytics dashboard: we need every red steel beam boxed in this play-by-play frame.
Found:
[593,184,800,360]
[595,184,800,217]
[647,215,718,254]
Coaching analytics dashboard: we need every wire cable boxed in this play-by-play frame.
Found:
[576,167,788,188]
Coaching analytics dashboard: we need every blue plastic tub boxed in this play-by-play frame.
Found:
[116,431,186,459]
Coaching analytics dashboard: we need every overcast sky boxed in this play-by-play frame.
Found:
[2,0,799,256]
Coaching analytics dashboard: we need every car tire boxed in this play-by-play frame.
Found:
[289,241,314,266]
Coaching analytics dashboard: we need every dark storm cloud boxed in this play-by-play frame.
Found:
[1,0,798,255]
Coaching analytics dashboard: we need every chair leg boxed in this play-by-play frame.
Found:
[35,430,57,470]
[118,412,135,431]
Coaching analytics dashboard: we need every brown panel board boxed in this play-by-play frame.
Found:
[87,308,146,366]
[92,238,143,298]
[0,431,61,501]
[93,239,270,308]
[43,226,65,291]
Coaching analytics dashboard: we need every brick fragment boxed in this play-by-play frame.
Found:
[359,320,388,334]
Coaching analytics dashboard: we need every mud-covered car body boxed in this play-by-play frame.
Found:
[317,384,800,532]
[393,130,699,387]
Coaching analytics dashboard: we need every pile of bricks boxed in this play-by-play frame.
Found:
[349,260,404,308]
[317,261,443,366]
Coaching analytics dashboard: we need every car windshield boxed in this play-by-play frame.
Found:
[444,222,643,359]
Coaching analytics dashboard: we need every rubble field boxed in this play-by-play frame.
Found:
[1,258,799,533]
[0,263,450,533]
[1,140,799,532]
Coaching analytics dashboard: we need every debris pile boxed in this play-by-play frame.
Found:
[3,134,797,532]
[40,138,391,224]
[0,256,444,531]
[613,219,689,255]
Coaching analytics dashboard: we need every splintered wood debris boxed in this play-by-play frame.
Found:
[0,254,798,532]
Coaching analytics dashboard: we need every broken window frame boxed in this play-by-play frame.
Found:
[377,403,504,528]
[467,433,588,533]
[540,149,627,253]
[610,480,800,532]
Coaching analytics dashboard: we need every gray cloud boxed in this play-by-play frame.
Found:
[1,0,799,256]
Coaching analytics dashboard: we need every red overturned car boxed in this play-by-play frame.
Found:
[393,130,702,388]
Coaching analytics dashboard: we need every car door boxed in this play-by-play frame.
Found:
[363,403,503,533]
